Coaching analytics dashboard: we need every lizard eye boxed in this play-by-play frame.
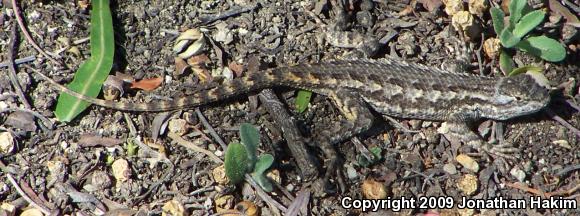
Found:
[515,96,522,100]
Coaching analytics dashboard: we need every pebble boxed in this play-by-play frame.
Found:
[456,154,479,173]
[443,163,457,175]
[457,174,478,195]
[510,167,526,182]
[346,164,358,180]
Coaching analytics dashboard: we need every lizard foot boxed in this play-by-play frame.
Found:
[469,140,519,160]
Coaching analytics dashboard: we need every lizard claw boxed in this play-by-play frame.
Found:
[481,142,519,160]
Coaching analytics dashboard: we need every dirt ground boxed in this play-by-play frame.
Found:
[0,0,579,215]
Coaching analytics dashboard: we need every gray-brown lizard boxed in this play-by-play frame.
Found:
[33,58,551,185]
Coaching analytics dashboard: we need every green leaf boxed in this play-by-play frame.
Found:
[240,123,259,171]
[357,147,383,167]
[253,154,274,175]
[55,0,115,122]
[499,28,521,48]
[509,0,528,26]
[490,7,505,35]
[513,10,545,38]
[508,66,543,77]
[499,49,515,74]
[295,90,312,113]
[516,36,567,62]
[225,142,249,184]
[251,154,274,192]
[125,139,139,156]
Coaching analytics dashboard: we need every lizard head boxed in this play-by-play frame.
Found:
[486,73,551,120]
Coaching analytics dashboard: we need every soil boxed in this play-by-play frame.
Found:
[0,0,579,215]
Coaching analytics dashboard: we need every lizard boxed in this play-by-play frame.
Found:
[32,58,551,188]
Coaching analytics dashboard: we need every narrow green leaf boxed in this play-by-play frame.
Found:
[499,49,515,74]
[509,0,528,26]
[499,28,521,48]
[55,0,114,121]
[295,90,312,113]
[240,123,259,171]
[513,10,545,38]
[225,142,249,184]
[490,7,505,35]
[508,66,543,77]
[251,154,274,192]
[516,36,567,62]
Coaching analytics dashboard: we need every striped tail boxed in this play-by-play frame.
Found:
[32,67,307,112]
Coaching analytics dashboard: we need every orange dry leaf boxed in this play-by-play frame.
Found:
[130,77,164,91]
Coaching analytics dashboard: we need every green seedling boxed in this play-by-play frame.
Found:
[295,90,313,113]
[224,123,274,191]
[491,0,565,63]
[357,146,383,167]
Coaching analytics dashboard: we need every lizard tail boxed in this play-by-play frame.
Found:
[33,67,301,112]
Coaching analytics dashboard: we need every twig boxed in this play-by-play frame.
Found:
[10,0,62,65]
[199,3,260,24]
[504,181,548,197]
[167,132,223,163]
[545,108,580,138]
[4,173,52,214]
[195,108,228,150]
[245,174,288,212]
[7,22,31,109]
[0,55,35,68]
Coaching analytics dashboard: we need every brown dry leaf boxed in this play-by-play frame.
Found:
[228,61,244,77]
[418,0,442,12]
[549,0,580,27]
[78,134,123,147]
[187,54,210,66]
[398,5,415,16]
[174,57,190,77]
[130,77,164,91]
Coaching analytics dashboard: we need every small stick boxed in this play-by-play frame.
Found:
[10,0,62,65]
[7,23,31,109]
[0,55,35,68]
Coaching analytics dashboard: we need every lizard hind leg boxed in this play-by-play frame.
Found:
[313,88,374,195]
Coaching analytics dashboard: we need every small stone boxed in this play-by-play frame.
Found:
[212,164,229,185]
[483,38,501,59]
[409,119,423,130]
[510,167,526,182]
[468,0,487,17]
[442,0,464,16]
[168,118,189,136]
[457,174,478,195]
[552,140,572,149]
[111,158,131,182]
[443,163,457,175]
[456,154,479,172]
[0,132,15,154]
[91,170,112,190]
[162,200,185,216]
[346,164,358,180]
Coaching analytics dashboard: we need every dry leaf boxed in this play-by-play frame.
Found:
[549,0,580,27]
[228,62,245,77]
[130,77,164,91]
[418,0,442,12]
[187,54,210,66]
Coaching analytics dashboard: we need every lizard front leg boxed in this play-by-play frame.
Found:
[314,88,374,194]
[445,112,519,159]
